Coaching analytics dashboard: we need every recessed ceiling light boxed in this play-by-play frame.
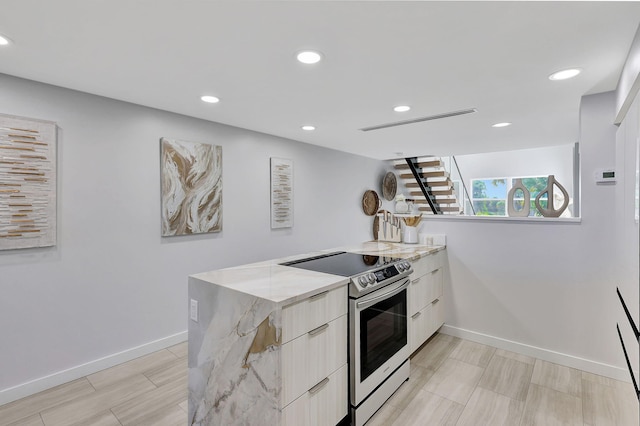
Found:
[301,125,316,131]
[200,95,220,104]
[0,34,11,46]
[492,122,512,128]
[296,51,322,64]
[548,68,581,81]
[393,106,411,112]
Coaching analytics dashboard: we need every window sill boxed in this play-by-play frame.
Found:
[420,215,581,224]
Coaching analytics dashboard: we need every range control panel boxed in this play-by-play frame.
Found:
[351,260,412,295]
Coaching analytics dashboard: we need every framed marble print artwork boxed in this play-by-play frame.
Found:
[161,138,222,236]
[0,113,57,250]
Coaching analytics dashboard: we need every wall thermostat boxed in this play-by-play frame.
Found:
[594,168,616,184]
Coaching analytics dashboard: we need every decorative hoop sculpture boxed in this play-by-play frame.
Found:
[507,178,530,217]
[535,175,569,217]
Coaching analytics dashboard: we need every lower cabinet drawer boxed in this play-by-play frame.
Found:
[410,305,429,354]
[412,250,445,277]
[429,296,444,336]
[409,296,444,354]
[281,286,347,344]
[281,314,347,408]
[282,364,348,426]
[409,274,427,315]
[408,267,443,316]
[426,267,443,304]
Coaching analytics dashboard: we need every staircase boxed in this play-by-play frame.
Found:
[393,157,462,214]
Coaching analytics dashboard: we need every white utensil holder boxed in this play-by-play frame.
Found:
[403,225,418,244]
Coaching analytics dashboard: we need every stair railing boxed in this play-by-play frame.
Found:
[405,157,441,214]
[451,156,476,216]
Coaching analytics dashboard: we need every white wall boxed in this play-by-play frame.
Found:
[614,91,640,384]
[453,144,574,195]
[0,74,386,402]
[423,92,633,380]
[613,20,640,388]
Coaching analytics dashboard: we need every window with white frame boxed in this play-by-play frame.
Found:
[470,176,551,216]
[471,178,507,215]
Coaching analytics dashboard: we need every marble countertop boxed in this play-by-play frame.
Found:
[334,241,444,261]
[190,242,445,306]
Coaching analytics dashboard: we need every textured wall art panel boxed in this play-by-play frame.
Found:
[161,138,222,236]
[270,157,293,229]
[0,113,57,250]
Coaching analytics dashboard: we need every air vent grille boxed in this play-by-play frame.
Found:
[360,108,477,132]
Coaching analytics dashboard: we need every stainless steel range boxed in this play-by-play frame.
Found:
[281,251,412,426]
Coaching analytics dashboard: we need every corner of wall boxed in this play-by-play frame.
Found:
[615,23,640,124]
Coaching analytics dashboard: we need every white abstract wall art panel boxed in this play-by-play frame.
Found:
[161,138,222,236]
[0,113,57,250]
[270,157,293,229]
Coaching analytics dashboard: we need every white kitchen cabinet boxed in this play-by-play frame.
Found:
[280,285,348,425]
[281,286,347,344]
[429,296,444,336]
[282,364,348,426]
[308,364,348,426]
[408,274,428,315]
[409,304,429,353]
[411,249,443,277]
[408,250,445,353]
[281,315,347,407]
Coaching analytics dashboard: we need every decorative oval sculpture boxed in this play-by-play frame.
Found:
[535,175,569,217]
[507,178,530,217]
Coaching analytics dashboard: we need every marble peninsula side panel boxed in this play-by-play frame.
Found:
[188,277,281,426]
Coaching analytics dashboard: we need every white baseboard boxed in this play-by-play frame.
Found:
[0,330,188,406]
[440,325,635,383]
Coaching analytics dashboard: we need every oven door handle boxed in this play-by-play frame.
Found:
[356,279,410,310]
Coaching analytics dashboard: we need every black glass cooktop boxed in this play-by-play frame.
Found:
[280,251,401,277]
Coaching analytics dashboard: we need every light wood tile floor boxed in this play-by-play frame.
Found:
[0,343,187,426]
[369,333,639,426]
[1,335,638,426]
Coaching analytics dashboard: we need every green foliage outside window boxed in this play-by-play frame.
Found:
[473,200,505,215]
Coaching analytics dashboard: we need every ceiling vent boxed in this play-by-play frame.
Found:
[360,108,477,132]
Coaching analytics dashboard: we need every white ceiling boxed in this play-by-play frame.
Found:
[1,1,639,159]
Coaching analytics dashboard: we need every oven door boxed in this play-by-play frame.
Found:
[350,277,410,405]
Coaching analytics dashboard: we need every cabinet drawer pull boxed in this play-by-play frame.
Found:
[309,291,329,301]
[308,323,329,336]
[412,311,422,319]
[411,278,420,284]
[431,268,440,274]
[308,377,329,394]
[432,298,440,304]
